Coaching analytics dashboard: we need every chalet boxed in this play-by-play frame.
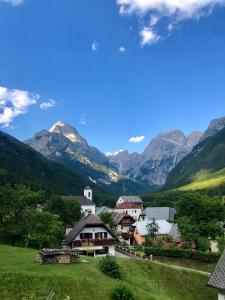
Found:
[114,202,142,220]
[65,213,116,256]
[62,186,95,215]
[208,249,225,300]
[113,212,135,233]
[116,196,143,208]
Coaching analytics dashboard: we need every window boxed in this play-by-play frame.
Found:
[95,232,107,239]
[80,232,93,240]
[88,192,91,197]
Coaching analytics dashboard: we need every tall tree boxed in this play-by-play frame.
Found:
[0,185,42,246]
[45,196,81,226]
[176,192,225,249]
[25,209,64,249]
[100,212,114,228]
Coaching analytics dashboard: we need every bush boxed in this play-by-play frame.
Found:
[217,235,225,253]
[112,284,134,300]
[99,255,121,279]
[144,247,220,263]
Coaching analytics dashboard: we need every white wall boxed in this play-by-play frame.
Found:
[81,205,95,215]
[114,208,142,220]
[218,293,225,300]
[84,188,92,201]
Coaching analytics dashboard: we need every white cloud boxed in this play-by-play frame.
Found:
[105,149,125,156]
[117,0,225,45]
[119,46,126,52]
[140,27,160,46]
[1,0,24,6]
[79,114,88,125]
[129,135,145,143]
[40,99,56,110]
[0,86,38,127]
[91,40,99,52]
[149,15,159,26]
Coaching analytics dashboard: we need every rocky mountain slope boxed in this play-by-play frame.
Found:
[200,116,225,141]
[25,122,153,195]
[109,130,202,186]
[165,121,225,189]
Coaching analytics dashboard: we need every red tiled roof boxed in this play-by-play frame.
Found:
[115,202,142,209]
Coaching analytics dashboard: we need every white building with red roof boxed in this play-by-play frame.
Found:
[114,201,142,220]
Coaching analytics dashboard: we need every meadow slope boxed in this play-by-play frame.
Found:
[0,245,216,300]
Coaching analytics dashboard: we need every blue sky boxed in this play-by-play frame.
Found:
[0,0,225,154]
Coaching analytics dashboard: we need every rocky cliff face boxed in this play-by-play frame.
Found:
[200,116,225,141]
[109,130,202,186]
[25,122,117,185]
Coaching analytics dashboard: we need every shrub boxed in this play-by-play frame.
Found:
[99,255,121,279]
[144,247,220,263]
[112,284,134,300]
[198,237,210,251]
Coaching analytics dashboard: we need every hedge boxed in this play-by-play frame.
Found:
[144,247,220,263]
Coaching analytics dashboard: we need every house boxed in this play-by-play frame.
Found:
[114,201,142,220]
[131,219,173,245]
[208,249,225,300]
[143,207,176,222]
[113,212,135,233]
[116,196,143,208]
[65,213,116,256]
[62,186,95,215]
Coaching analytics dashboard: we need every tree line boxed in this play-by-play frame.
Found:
[0,185,81,249]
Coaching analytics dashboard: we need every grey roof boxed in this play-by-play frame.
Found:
[144,207,176,222]
[62,195,94,206]
[96,206,111,216]
[119,196,143,204]
[208,250,225,291]
[66,214,111,245]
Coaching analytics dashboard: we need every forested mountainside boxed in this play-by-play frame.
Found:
[0,131,115,206]
[165,126,225,189]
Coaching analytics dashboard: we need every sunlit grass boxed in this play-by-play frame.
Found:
[178,168,225,191]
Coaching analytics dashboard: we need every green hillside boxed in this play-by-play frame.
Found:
[178,168,225,192]
[165,127,225,189]
[0,245,216,300]
[0,131,115,206]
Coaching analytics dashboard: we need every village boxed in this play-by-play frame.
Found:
[61,186,181,257]
[46,186,224,300]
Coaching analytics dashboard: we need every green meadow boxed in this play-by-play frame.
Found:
[0,244,216,300]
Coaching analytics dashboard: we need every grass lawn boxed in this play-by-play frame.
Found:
[0,244,217,300]
[154,256,216,273]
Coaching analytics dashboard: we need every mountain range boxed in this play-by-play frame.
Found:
[25,121,203,193]
[1,115,225,198]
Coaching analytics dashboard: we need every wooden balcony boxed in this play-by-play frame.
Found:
[72,238,116,247]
